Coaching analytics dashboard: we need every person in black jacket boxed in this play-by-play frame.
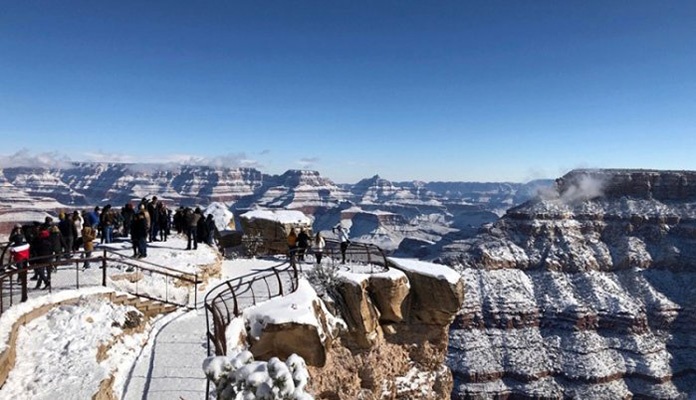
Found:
[58,212,77,258]
[147,196,158,242]
[205,214,217,245]
[34,222,54,290]
[131,212,148,258]
[297,228,310,262]
[121,203,135,238]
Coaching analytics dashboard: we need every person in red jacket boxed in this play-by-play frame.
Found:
[9,224,30,267]
[9,224,30,300]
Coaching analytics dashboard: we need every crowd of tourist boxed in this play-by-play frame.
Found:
[3,196,220,290]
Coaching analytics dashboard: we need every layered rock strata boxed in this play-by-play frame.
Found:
[236,259,464,399]
[306,258,464,399]
[439,169,696,398]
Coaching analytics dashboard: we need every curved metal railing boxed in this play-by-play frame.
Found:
[204,262,298,356]
[203,238,389,355]
[309,238,389,273]
[202,238,391,397]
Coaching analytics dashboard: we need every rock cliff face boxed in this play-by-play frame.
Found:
[439,169,696,398]
[305,258,465,399]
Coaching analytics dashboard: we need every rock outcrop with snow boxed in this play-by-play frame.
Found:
[440,169,696,398]
[305,258,465,399]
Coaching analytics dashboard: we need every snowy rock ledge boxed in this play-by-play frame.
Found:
[306,259,464,399]
[242,279,344,367]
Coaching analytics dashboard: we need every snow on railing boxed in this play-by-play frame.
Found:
[204,263,298,357]
[204,239,389,356]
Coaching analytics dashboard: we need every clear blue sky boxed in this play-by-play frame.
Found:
[1,1,695,183]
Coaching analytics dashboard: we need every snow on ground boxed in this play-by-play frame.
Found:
[388,257,462,285]
[243,279,343,343]
[0,235,372,399]
[1,235,220,311]
[1,235,235,400]
[240,209,313,225]
[0,296,148,400]
[0,287,114,355]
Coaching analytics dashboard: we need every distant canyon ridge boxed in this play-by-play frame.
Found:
[0,163,550,250]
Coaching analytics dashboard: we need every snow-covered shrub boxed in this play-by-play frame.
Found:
[304,262,341,296]
[241,233,264,257]
[203,351,313,400]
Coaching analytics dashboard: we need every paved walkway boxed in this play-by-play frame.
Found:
[123,309,208,400]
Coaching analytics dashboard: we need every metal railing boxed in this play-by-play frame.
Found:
[238,236,389,270]
[0,248,202,316]
[293,238,389,274]
[204,262,298,357]
[202,238,390,397]
[203,239,389,355]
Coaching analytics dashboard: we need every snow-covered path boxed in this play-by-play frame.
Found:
[122,256,293,399]
[124,309,208,400]
[0,233,300,399]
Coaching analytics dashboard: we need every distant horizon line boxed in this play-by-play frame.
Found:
[0,159,557,185]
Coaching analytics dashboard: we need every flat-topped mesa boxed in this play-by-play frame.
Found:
[556,169,696,202]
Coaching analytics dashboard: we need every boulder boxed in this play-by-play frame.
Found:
[243,280,342,367]
[387,258,465,326]
[238,209,312,255]
[332,277,383,349]
[367,270,410,323]
[249,322,327,367]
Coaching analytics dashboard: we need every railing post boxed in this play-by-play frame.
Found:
[250,277,257,305]
[102,249,107,287]
[20,263,28,302]
[194,273,198,308]
[273,267,283,297]
[165,271,168,304]
[75,260,80,289]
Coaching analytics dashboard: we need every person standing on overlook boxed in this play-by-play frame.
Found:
[72,210,83,251]
[100,205,115,244]
[287,228,298,264]
[333,223,350,264]
[8,225,30,300]
[131,212,148,258]
[58,212,76,257]
[81,224,96,269]
[148,196,159,242]
[121,203,135,238]
[313,232,325,265]
[297,228,310,262]
[185,207,202,250]
[34,219,54,290]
